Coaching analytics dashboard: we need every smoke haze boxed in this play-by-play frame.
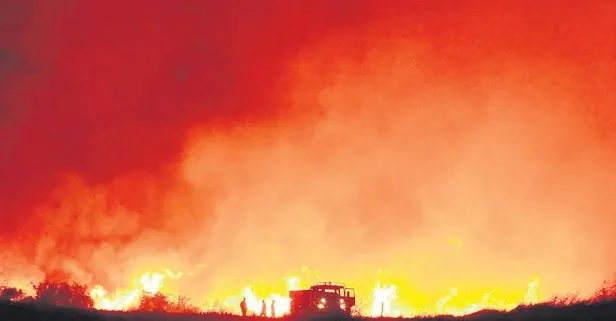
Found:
[1,0,615,310]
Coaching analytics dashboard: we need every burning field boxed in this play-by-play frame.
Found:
[1,0,616,319]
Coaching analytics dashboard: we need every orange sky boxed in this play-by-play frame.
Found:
[1,0,615,313]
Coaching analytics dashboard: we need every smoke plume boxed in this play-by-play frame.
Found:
[1,0,615,309]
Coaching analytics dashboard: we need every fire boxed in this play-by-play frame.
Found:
[141,272,164,295]
[81,270,546,317]
[420,277,542,316]
[2,2,614,319]
[213,277,300,317]
[355,276,542,317]
[371,281,398,317]
[89,285,140,311]
[524,277,540,305]
[236,287,291,317]
[88,270,182,311]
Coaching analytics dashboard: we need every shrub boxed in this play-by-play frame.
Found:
[136,293,173,312]
[0,286,26,302]
[34,279,94,309]
[172,295,201,313]
[135,293,201,313]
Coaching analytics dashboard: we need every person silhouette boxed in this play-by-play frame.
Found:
[260,299,267,317]
[271,299,276,318]
[240,297,248,316]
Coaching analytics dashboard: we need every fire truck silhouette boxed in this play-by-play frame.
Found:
[289,282,356,315]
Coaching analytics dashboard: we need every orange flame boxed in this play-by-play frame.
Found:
[83,270,546,317]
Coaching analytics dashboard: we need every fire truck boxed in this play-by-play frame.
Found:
[289,282,356,315]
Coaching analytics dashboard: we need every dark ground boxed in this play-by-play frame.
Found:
[2,301,616,321]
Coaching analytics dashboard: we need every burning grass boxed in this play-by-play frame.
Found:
[1,277,616,319]
[2,297,616,321]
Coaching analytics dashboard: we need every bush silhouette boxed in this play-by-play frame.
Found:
[172,295,201,313]
[0,286,26,302]
[135,292,199,313]
[34,279,94,309]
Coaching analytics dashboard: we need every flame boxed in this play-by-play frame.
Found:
[371,281,398,317]
[237,287,291,317]
[5,265,610,318]
[140,272,164,295]
[89,285,140,311]
[82,270,546,317]
[524,276,541,305]
[422,277,542,316]
[88,270,182,311]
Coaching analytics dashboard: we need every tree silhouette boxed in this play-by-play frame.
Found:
[0,286,26,302]
[135,293,200,313]
[34,280,94,309]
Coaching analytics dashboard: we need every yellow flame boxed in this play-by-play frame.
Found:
[85,270,544,317]
[524,276,541,305]
[90,270,175,311]
[89,285,140,311]
[140,272,164,295]
[371,281,398,317]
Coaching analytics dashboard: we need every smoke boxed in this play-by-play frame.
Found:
[1,0,616,309]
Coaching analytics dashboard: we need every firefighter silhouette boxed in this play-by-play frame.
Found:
[271,299,276,317]
[240,297,248,316]
[260,299,267,317]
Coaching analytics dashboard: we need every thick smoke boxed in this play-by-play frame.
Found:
[0,0,375,294]
[1,0,616,309]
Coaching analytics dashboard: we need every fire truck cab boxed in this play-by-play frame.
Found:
[289,282,356,315]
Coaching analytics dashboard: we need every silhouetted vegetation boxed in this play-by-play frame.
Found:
[135,293,200,313]
[0,286,27,302]
[33,279,94,309]
[545,292,582,306]
[591,277,616,302]
[1,278,616,320]
[2,300,616,321]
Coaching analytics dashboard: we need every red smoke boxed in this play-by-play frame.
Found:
[1,0,616,315]
[0,0,360,232]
